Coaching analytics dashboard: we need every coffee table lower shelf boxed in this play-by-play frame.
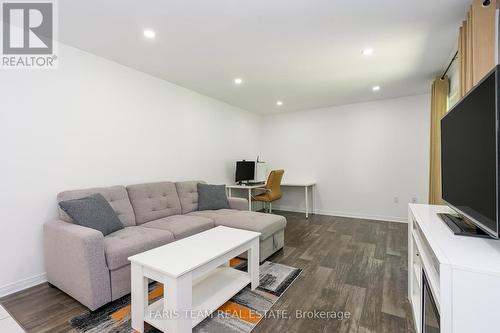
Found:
[145,267,251,330]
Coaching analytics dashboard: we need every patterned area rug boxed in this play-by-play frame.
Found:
[70,260,302,333]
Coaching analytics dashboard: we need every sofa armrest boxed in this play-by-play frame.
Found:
[44,220,111,310]
[228,197,248,211]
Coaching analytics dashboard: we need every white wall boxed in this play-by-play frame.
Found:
[0,43,259,295]
[258,94,430,222]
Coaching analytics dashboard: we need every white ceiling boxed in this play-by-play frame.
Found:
[58,0,470,113]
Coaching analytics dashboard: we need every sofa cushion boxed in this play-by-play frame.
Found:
[59,194,124,236]
[126,182,182,224]
[175,181,205,214]
[187,209,236,219]
[57,185,136,227]
[103,226,174,270]
[188,210,286,240]
[197,183,230,211]
[142,215,215,240]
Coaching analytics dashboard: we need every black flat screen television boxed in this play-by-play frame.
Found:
[441,65,500,238]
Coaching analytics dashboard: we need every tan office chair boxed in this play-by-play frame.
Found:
[253,169,284,213]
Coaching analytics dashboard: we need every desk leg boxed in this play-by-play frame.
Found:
[305,186,309,219]
[248,189,252,211]
[228,187,232,197]
[164,274,192,333]
[311,186,315,216]
[131,263,148,333]
[248,239,260,290]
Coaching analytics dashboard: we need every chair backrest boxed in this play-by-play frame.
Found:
[266,169,285,200]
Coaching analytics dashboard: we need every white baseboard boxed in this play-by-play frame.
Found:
[273,205,407,223]
[0,273,47,298]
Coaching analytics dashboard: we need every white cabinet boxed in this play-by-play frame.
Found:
[408,204,500,333]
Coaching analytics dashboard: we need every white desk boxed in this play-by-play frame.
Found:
[281,181,316,218]
[226,184,265,211]
[226,181,316,218]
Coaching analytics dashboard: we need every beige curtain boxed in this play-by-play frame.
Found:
[429,78,449,205]
[458,0,497,97]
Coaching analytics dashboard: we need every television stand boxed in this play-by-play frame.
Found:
[409,205,500,332]
[437,213,492,238]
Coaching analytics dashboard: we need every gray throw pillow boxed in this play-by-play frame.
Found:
[59,193,124,236]
[197,183,230,211]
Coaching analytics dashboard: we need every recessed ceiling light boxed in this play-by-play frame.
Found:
[143,29,156,39]
[363,48,374,56]
[234,78,243,85]
[276,101,283,106]
[372,85,381,92]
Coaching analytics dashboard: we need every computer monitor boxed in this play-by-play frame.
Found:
[235,161,255,184]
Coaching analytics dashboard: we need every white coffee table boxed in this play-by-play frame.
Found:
[128,226,260,333]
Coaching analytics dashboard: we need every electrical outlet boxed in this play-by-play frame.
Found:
[411,197,418,203]
[393,197,399,204]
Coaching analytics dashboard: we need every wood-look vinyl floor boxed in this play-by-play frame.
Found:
[0,211,415,333]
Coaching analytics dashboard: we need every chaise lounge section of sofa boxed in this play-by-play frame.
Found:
[43,180,286,310]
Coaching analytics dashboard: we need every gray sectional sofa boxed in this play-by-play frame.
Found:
[43,181,286,311]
